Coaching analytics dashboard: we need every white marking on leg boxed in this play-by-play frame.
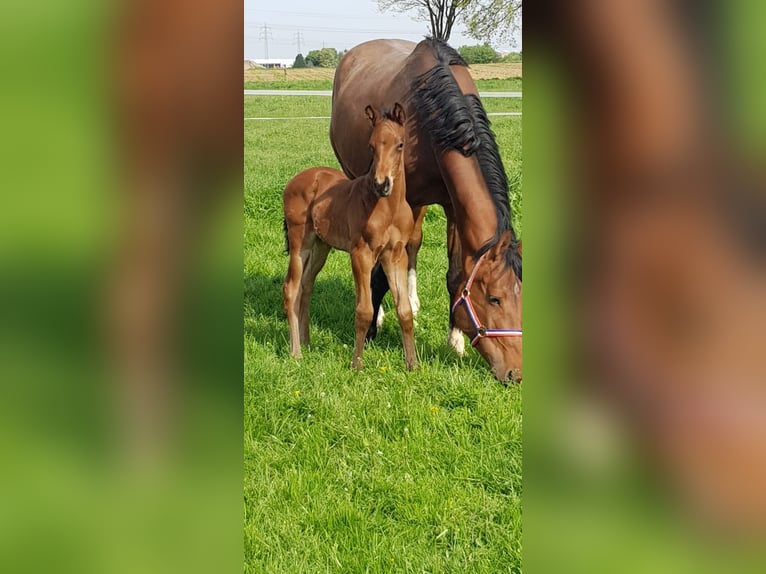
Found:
[376,306,385,329]
[448,327,465,356]
[407,269,420,316]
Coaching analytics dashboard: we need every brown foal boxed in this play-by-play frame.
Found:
[282,103,417,370]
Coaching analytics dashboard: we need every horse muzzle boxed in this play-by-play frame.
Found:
[373,177,392,197]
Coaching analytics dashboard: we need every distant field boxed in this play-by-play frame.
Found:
[245,63,522,92]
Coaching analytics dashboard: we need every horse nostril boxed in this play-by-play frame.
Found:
[374,177,391,196]
[508,369,522,384]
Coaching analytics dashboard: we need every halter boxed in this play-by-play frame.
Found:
[451,251,523,347]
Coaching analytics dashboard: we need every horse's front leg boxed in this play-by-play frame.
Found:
[350,247,374,370]
[369,205,426,337]
[445,207,465,356]
[380,242,418,371]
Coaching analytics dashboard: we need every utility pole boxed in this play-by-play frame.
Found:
[293,30,304,55]
[258,24,273,59]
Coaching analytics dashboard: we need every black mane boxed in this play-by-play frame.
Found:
[411,37,522,280]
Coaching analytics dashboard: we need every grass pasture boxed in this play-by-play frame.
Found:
[244,91,522,572]
[245,62,522,92]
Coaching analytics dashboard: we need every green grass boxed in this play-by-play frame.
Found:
[245,79,334,91]
[244,96,522,118]
[245,78,523,93]
[475,78,523,92]
[245,95,522,573]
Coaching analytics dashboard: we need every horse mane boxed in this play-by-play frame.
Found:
[411,37,522,280]
[411,39,479,156]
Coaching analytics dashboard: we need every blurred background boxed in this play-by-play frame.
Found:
[524,1,766,572]
[0,0,242,572]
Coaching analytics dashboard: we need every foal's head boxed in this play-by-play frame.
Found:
[365,103,406,198]
[452,232,523,383]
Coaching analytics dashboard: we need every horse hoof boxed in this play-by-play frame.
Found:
[406,360,418,371]
[351,358,364,371]
[447,328,465,356]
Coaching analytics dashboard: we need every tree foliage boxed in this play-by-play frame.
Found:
[377,0,470,41]
[464,0,522,45]
[458,43,500,64]
[292,53,306,68]
[305,48,340,68]
[377,0,521,45]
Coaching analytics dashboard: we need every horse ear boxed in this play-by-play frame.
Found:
[392,102,406,125]
[365,105,376,126]
[489,230,513,262]
[517,240,522,258]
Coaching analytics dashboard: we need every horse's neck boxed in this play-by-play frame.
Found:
[438,150,498,255]
[390,164,407,206]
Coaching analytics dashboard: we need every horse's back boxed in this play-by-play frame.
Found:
[331,40,417,178]
[331,38,452,204]
[283,167,347,220]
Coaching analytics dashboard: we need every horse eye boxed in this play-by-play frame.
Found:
[488,295,501,306]
[397,142,404,150]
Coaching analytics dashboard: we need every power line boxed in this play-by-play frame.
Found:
[293,30,305,55]
[258,24,273,59]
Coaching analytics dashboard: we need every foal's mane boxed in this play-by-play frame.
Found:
[411,37,522,280]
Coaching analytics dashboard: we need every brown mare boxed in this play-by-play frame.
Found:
[283,103,417,371]
[331,38,522,382]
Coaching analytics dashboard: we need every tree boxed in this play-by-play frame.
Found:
[377,0,470,41]
[458,43,500,64]
[305,48,339,68]
[501,51,522,63]
[293,53,307,68]
[377,0,521,45]
[464,0,521,45]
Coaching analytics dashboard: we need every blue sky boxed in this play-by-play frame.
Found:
[244,0,521,60]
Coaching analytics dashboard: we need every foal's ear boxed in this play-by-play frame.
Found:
[489,230,513,262]
[365,105,376,126]
[392,102,406,125]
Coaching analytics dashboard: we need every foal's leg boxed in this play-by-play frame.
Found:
[371,206,426,334]
[380,243,418,371]
[298,238,331,346]
[350,247,374,370]
[284,225,307,358]
[445,208,466,356]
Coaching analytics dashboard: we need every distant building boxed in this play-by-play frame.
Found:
[247,58,294,69]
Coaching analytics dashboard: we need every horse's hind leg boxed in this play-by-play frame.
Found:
[380,243,418,371]
[298,238,331,346]
[366,263,390,341]
[406,206,426,317]
[284,223,307,358]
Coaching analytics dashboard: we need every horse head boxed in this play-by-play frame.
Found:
[364,103,406,198]
[451,231,522,382]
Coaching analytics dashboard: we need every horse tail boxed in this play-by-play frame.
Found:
[282,217,288,254]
